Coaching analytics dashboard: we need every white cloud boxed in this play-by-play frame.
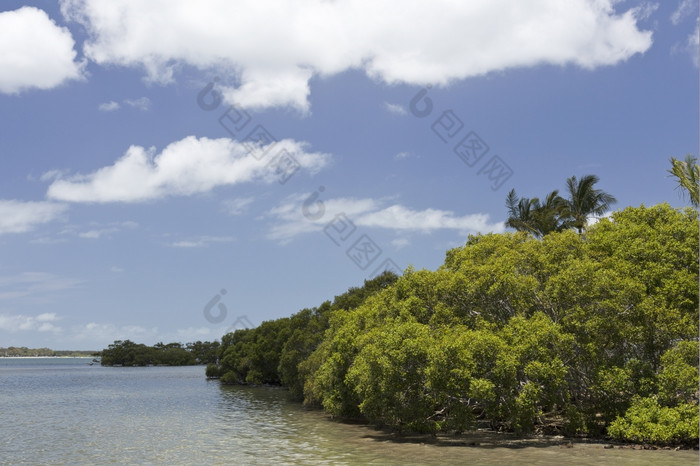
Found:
[394,152,412,160]
[110,266,124,273]
[267,194,504,242]
[689,21,699,67]
[72,322,157,345]
[222,197,254,216]
[70,322,220,348]
[391,237,411,249]
[0,200,67,234]
[384,102,407,116]
[39,169,70,182]
[671,17,699,67]
[76,220,138,239]
[99,97,150,112]
[45,136,330,203]
[356,205,502,233]
[98,101,120,112]
[671,0,696,25]
[169,236,236,248]
[0,312,62,333]
[633,2,659,22]
[60,0,652,111]
[0,7,84,94]
[124,96,151,110]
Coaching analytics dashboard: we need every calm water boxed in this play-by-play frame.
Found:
[0,358,697,465]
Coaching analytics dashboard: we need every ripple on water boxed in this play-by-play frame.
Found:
[0,360,697,465]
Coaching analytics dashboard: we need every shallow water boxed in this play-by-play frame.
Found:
[0,358,697,465]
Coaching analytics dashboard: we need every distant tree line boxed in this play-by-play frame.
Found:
[0,347,98,357]
[99,340,219,366]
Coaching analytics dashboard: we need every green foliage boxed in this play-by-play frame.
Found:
[608,396,699,445]
[186,340,220,365]
[658,340,699,405]
[212,271,399,393]
[99,339,216,366]
[668,154,699,207]
[205,363,223,378]
[299,204,697,442]
[0,347,97,357]
[207,203,697,445]
[505,174,616,236]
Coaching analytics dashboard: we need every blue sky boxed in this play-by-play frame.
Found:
[0,0,697,350]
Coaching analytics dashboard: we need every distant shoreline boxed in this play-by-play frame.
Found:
[0,356,97,359]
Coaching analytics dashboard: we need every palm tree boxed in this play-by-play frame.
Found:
[564,175,617,234]
[506,189,568,238]
[668,154,699,208]
[505,189,539,236]
[532,190,570,236]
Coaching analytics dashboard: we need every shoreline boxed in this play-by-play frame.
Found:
[325,416,700,452]
[0,356,96,359]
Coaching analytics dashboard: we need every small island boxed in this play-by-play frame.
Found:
[98,340,219,366]
[0,346,98,358]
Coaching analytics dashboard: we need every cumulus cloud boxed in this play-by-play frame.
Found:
[267,194,504,241]
[0,6,84,94]
[60,0,652,111]
[0,200,68,234]
[45,136,330,203]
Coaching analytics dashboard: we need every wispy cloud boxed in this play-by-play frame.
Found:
[671,0,696,25]
[384,102,407,116]
[99,97,151,112]
[394,152,413,161]
[0,200,67,235]
[168,235,236,248]
[71,322,156,345]
[0,272,82,300]
[222,197,254,216]
[46,136,330,203]
[266,194,504,242]
[70,322,221,348]
[671,17,699,67]
[124,97,151,110]
[98,101,120,112]
[75,220,138,240]
[391,237,411,249]
[689,21,699,67]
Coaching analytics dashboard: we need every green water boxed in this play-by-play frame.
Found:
[0,358,696,465]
